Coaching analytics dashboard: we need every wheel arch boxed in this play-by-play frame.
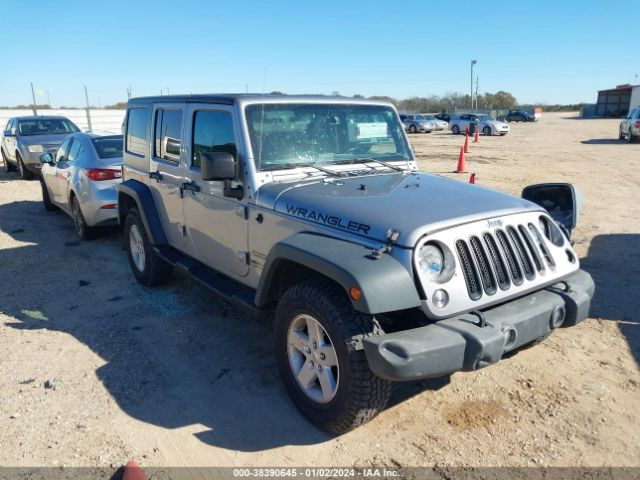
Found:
[116,180,168,245]
[256,233,422,314]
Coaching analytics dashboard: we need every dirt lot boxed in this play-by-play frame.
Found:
[1,112,639,469]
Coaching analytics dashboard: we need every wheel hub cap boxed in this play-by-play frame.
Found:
[287,314,339,404]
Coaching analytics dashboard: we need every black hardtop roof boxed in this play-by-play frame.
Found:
[127,93,387,106]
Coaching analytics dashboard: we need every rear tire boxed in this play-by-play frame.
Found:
[628,129,635,143]
[71,195,93,240]
[619,128,625,140]
[17,153,34,180]
[451,125,460,135]
[40,177,57,211]
[275,278,392,434]
[124,208,174,286]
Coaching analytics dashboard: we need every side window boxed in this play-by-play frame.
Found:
[55,138,73,163]
[67,139,83,163]
[125,108,150,157]
[154,109,183,162]
[192,111,236,169]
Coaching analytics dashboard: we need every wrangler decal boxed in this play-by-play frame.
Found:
[285,204,371,235]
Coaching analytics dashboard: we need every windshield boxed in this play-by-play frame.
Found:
[92,136,123,159]
[245,103,412,171]
[17,118,79,136]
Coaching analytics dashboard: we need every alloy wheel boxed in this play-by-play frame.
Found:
[287,314,339,404]
[129,224,146,272]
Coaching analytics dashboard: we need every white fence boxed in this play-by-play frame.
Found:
[0,109,126,135]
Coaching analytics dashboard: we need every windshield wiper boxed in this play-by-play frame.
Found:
[265,162,344,177]
[335,157,405,173]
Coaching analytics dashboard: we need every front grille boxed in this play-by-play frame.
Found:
[43,144,60,153]
[455,223,554,300]
[455,240,482,300]
[469,236,497,295]
[507,226,535,280]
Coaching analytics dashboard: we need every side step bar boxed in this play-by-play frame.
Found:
[153,245,263,318]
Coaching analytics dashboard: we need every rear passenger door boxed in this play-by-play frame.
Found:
[182,104,249,278]
[148,104,187,248]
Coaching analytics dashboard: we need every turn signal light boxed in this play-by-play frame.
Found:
[349,286,362,301]
[85,168,122,181]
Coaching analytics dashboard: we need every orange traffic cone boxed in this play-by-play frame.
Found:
[469,173,476,184]
[464,132,470,153]
[474,128,479,143]
[455,146,467,173]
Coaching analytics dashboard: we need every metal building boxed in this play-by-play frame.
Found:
[596,84,640,117]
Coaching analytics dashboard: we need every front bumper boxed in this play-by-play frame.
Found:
[363,269,594,381]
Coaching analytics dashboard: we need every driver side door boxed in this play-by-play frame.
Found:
[45,136,73,205]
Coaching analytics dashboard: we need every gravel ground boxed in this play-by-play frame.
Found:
[0,112,639,470]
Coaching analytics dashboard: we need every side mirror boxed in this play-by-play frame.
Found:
[40,152,55,165]
[3,129,14,137]
[522,183,581,234]
[201,151,236,181]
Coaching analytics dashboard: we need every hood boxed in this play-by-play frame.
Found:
[256,172,541,247]
[19,133,70,146]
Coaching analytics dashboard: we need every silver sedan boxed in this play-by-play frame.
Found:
[39,133,123,239]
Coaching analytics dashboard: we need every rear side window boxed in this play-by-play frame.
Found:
[192,111,236,168]
[67,140,83,163]
[55,137,73,163]
[125,108,149,157]
[154,109,183,162]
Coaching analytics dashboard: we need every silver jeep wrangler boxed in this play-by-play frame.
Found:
[116,94,594,434]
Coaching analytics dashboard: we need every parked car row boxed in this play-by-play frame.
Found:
[449,113,510,136]
[1,114,124,238]
[402,110,539,137]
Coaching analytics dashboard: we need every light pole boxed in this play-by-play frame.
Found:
[470,60,477,110]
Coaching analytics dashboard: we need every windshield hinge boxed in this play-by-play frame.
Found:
[235,206,249,220]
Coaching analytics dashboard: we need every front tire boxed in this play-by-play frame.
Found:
[124,208,174,286]
[1,148,16,173]
[275,278,392,434]
[17,153,34,180]
[483,126,492,136]
[409,124,417,134]
[40,177,57,211]
[628,129,635,143]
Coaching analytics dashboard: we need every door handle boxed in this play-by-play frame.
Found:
[149,171,163,181]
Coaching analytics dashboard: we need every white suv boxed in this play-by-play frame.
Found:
[619,107,640,143]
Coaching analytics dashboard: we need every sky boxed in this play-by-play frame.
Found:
[1,0,638,108]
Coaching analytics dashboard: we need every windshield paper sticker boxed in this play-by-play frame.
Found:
[286,205,371,235]
[355,122,388,139]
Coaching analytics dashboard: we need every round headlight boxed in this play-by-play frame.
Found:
[418,244,444,281]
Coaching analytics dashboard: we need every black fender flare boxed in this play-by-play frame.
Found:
[255,233,422,314]
[116,180,167,245]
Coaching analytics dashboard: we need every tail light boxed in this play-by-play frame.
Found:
[634,120,640,129]
[84,168,122,181]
